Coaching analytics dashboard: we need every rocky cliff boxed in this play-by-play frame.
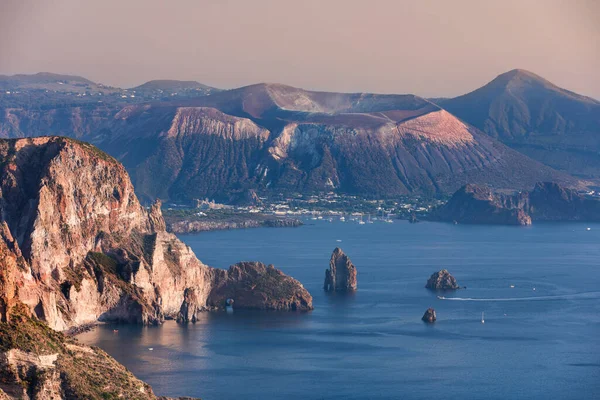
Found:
[0,137,312,332]
[324,248,357,292]
[1,78,581,202]
[430,184,532,225]
[207,262,312,311]
[432,182,600,225]
[0,305,178,400]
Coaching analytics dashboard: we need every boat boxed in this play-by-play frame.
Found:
[587,227,591,231]
[367,214,374,224]
[339,216,345,222]
[510,284,515,288]
[358,214,366,225]
[437,295,445,300]
[481,312,485,324]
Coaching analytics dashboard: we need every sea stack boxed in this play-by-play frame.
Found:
[425,269,460,290]
[324,248,357,291]
[422,308,436,323]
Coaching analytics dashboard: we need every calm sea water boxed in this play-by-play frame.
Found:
[78,221,600,400]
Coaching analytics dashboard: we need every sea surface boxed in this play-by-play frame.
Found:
[78,220,600,400]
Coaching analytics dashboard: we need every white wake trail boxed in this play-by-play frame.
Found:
[439,292,600,302]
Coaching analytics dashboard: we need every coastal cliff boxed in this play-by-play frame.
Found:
[0,137,312,331]
[431,182,600,225]
[0,136,313,398]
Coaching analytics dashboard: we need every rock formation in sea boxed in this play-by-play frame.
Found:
[425,270,460,290]
[208,262,312,311]
[0,137,312,331]
[422,308,436,323]
[324,248,357,292]
[431,182,600,225]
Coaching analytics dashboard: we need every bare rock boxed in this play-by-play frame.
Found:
[208,262,313,311]
[177,288,199,323]
[422,308,436,323]
[324,247,357,292]
[425,269,460,290]
[0,137,310,332]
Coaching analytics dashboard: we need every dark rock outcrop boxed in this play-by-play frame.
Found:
[177,288,199,323]
[422,308,436,323]
[432,182,600,225]
[324,248,357,292]
[430,184,532,225]
[207,262,313,311]
[425,270,460,290]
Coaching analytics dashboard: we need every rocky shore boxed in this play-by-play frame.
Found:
[430,182,600,225]
[165,214,303,233]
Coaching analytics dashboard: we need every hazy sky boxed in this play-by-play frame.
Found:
[1,0,598,98]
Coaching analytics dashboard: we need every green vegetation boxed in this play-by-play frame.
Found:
[63,137,119,163]
[0,304,158,399]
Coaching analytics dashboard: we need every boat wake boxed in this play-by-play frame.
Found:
[438,291,600,302]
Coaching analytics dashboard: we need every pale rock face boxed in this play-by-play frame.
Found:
[166,107,270,141]
[0,137,311,331]
[0,350,62,399]
[395,110,474,147]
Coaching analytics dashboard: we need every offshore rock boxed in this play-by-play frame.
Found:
[177,288,199,323]
[422,308,436,323]
[425,269,460,290]
[208,262,313,311]
[324,248,357,292]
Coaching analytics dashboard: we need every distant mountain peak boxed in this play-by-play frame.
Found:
[488,68,554,90]
[132,79,215,91]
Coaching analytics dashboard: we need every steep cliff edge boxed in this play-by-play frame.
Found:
[0,137,311,332]
[431,182,600,225]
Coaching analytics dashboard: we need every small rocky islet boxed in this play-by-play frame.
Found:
[422,308,437,323]
[425,269,461,290]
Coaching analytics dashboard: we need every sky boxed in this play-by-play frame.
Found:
[0,0,598,98]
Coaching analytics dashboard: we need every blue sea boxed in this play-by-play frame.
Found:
[78,220,600,400]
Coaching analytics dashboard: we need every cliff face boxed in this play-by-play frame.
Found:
[324,248,357,292]
[1,80,581,202]
[431,184,532,225]
[208,262,313,311]
[0,137,311,332]
[432,182,600,225]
